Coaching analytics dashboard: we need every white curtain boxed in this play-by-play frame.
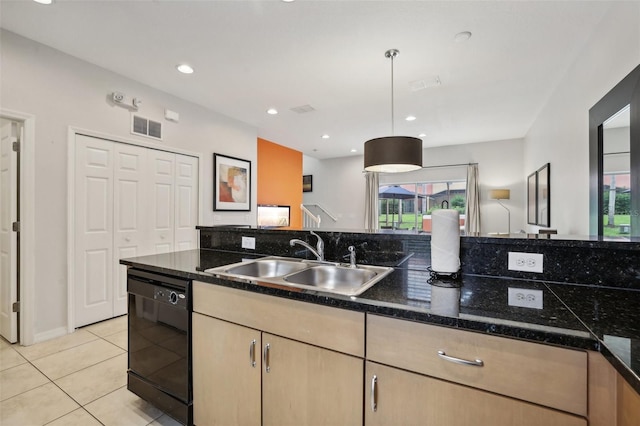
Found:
[465,164,481,234]
[364,172,379,230]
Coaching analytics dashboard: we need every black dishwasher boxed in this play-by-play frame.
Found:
[127,268,192,425]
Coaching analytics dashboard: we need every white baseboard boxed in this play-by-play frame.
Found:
[33,326,69,345]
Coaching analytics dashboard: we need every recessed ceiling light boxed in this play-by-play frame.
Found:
[266,108,278,115]
[454,31,472,43]
[282,0,295,2]
[176,64,194,74]
[33,0,52,4]
[418,133,427,138]
[321,134,330,139]
[405,115,417,121]
[350,149,357,153]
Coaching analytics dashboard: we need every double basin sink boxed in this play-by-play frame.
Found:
[204,256,393,296]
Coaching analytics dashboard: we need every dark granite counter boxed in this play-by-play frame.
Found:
[121,248,640,395]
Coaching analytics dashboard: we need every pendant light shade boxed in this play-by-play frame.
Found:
[364,49,423,173]
[364,136,423,173]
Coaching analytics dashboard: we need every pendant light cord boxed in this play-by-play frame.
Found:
[385,49,399,136]
[390,53,395,135]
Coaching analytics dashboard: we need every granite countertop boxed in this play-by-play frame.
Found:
[120,248,640,394]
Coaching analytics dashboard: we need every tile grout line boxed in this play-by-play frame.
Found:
[3,326,127,426]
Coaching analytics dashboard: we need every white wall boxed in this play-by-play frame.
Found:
[1,30,258,341]
[524,2,640,235]
[304,138,524,234]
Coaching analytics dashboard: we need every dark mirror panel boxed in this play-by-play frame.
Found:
[589,64,640,238]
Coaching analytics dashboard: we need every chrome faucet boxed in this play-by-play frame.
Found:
[347,246,356,268]
[290,231,325,261]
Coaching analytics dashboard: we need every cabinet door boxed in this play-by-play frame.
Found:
[262,333,363,426]
[192,313,261,426]
[365,361,586,426]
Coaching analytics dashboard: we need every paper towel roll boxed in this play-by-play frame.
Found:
[430,209,460,274]
[430,285,461,317]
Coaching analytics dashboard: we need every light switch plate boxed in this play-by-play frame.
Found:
[241,236,256,250]
[508,252,543,273]
[508,288,543,309]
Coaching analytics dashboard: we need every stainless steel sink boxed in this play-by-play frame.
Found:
[284,265,377,293]
[224,258,308,278]
[204,256,393,296]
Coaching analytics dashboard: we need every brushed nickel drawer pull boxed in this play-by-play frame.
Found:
[437,350,484,367]
[371,375,378,412]
[263,343,271,373]
[249,339,256,367]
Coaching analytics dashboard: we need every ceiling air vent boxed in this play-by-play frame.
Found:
[132,115,162,140]
[290,104,315,114]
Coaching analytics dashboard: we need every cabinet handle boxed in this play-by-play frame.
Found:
[249,339,256,367]
[437,350,484,367]
[263,343,271,373]
[370,375,377,412]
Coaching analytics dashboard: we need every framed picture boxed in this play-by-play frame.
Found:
[527,172,537,225]
[303,175,313,192]
[213,153,251,211]
[537,163,550,227]
[527,163,551,226]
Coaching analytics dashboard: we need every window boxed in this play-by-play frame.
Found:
[378,180,466,231]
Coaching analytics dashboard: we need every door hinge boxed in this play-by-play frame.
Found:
[12,302,20,313]
[12,222,20,232]
[12,141,20,153]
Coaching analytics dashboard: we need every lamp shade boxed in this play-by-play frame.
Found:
[489,189,510,200]
[364,136,423,173]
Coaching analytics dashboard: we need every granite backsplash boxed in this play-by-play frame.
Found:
[197,226,640,290]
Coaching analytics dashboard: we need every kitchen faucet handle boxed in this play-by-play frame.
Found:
[310,230,324,248]
[348,245,356,268]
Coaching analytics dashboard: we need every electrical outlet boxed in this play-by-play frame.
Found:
[508,252,543,273]
[508,288,543,309]
[241,236,256,250]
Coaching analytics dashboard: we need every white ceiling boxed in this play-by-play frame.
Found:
[0,0,613,159]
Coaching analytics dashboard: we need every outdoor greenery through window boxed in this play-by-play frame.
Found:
[378,180,466,231]
[603,172,631,237]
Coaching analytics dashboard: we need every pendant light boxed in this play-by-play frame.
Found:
[364,49,423,173]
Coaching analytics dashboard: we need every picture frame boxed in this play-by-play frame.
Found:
[303,174,313,192]
[527,163,551,226]
[537,163,550,227]
[213,153,251,211]
[527,172,537,225]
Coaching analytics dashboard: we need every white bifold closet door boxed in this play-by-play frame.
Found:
[75,134,198,327]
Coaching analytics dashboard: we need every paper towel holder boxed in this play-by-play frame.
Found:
[427,266,461,283]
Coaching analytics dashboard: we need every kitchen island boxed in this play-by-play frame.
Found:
[122,245,640,426]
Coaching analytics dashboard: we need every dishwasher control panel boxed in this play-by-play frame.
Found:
[154,287,187,308]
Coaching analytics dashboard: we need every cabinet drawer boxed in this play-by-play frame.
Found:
[366,314,587,416]
[193,281,365,357]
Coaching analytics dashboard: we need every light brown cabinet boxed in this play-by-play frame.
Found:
[192,281,365,426]
[588,351,640,426]
[366,313,588,416]
[365,361,586,426]
[192,313,261,426]
[262,333,363,426]
[192,281,640,426]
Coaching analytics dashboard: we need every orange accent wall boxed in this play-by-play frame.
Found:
[257,138,303,228]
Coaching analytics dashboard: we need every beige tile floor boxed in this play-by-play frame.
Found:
[0,316,181,426]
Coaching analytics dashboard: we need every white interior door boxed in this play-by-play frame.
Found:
[175,154,199,251]
[0,121,18,342]
[113,144,149,317]
[74,135,114,328]
[149,150,175,254]
[73,133,200,327]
